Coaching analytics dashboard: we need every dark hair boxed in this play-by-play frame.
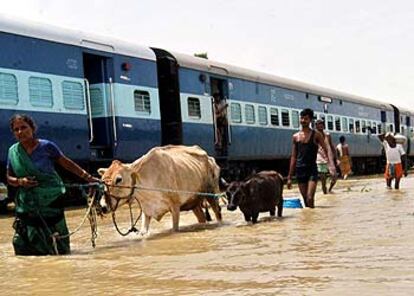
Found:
[339,135,346,143]
[300,108,314,119]
[9,114,37,132]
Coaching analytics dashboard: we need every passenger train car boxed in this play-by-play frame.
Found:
[1,15,413,197]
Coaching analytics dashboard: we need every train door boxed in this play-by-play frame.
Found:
[210,77,230,156]
[83,53,115,159]
[152,48,183,145]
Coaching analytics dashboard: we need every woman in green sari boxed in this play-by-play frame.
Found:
[7,114,98,255]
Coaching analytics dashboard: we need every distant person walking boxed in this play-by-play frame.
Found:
[287,109,329,208]
[336,136,352,180]
[378,133,406,189]
[315,119,337,194]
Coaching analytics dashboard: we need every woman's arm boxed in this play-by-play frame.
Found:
[6,168,38,188]
[56,155,98,183]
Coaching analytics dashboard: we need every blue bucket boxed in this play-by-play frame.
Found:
[283,198,303,208]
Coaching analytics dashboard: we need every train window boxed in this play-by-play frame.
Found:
[387,124,394,133]
[90,88,104,116]
[281,109,290,127]
[355,120,361,133]
[245,104,255,124]
[29,77,53,107]
[270,108,279,126]
[258,106,268,125]
[0,73,18,105]
[62,81,84,110]
[401,126,405,135]
[335,116,341,131]
[319,114,325,122]
[410,127,414,138]
[326,115,333,130]
[377,123,383,134]
[342,117,348,132]
[230,103,242,123]
[371,122,377,134]
[361,120,366,133]
[292,110,299,128]
[187,97,200,118]
[349,119,354,133]
[134,90,151,114]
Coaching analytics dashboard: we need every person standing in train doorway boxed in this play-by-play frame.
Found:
[315,119,338,194]
[378,132,407,190]
[213,92,229,152]
[287,109,329,208]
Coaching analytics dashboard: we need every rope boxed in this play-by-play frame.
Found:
[48,182,103,253]
[106,183,227,199]
[111,196,142,236]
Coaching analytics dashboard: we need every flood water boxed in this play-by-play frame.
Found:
[1,175,414,295]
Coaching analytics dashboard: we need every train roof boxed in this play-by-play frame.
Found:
[172,51,396,111]
[398,107,413,116]
[0,14,156,61]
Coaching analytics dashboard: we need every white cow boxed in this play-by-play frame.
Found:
[98,145,222,233]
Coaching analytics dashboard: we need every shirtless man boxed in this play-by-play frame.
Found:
[287,109,329,208]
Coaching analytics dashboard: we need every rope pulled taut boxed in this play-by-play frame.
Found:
[106,183,227,199]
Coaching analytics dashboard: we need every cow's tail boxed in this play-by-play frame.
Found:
[277,172,284,197]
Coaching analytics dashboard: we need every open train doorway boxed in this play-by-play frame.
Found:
[152,48,183,145]
[83,52,115,159]
[210,77,230,156]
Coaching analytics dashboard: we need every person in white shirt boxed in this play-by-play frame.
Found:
[378,133,406,189]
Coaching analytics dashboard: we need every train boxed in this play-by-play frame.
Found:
[1,15,413,201]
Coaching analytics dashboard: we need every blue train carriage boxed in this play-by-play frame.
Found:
[397,107,414,165]
[166,52,398,176]
[0,16,161,187]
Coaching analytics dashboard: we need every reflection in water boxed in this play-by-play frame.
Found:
[1,176,414,295]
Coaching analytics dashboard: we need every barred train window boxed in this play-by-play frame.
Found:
[258,106,268,125]
[90,88,104,116]
[349,119,354,133]
[335,116,341,131]
[134,90,151,114]
[355,120,361,133]
[377,123,382,134]
[187,97,200,118]
[361,120,366,133]
[270,108,279,126]
[245,104,255,124]
[62,81,84,110]
[319,114,325,122]
[292,110,299,128]
[29,76,53,107]
[342,117,348,132]
[327,115,334,131]
[230,103,242,123]
[0,72,18,105]
[371,122,377,134]
[367,121,372,133]
[281,109,290,127]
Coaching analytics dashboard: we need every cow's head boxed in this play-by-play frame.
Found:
[98,160,137,214]
[226,181,246,211]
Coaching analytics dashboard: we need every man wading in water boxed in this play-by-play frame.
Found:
[287,109,329,208]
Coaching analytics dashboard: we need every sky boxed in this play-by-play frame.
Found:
[2,0,414,109]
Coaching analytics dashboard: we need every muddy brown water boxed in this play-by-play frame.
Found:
[1,176,414,295]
